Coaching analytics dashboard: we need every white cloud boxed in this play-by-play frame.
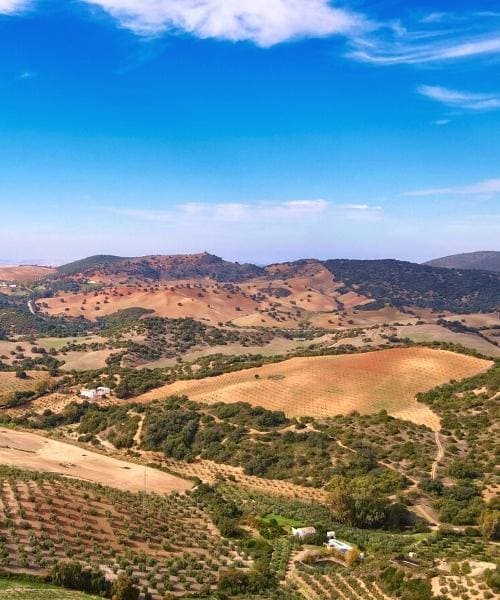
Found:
[0,0,29,14]
[405,177,500,197]
[418,85,500,112]
[337,204,382,211]
[433,119,451,125]
[349,34,500,65]
[111,199,330,223]
[82,0,368,46]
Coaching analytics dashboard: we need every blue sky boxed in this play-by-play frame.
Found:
[0,0,499,265]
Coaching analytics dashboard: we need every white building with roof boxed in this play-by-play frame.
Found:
[291,527,317,539]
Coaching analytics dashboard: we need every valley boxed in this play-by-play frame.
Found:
[0,252,498,600]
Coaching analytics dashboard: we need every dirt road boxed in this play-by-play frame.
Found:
[431,431,444,480]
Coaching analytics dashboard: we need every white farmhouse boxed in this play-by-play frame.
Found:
[96,386,111,396]
[80,386,111,399]
[291,527,317,539]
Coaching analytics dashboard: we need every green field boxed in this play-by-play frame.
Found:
[262,513,303,530]
[0,577,101,599]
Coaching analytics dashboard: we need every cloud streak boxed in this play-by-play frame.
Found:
[349,34,500,65]
[405,177,500,197]
[418,85,500,112]
[110,199,331,223]
[82,0,368,47]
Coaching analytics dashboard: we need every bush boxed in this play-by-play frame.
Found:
[51,560,110,596]
[112,573,140,600]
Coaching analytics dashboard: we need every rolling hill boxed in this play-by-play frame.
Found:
[424,250,500,272]
[56,252,264,281]
[47,253,500,315]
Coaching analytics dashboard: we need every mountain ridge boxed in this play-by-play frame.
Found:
[424,250,500,273]
[39,252,500,314]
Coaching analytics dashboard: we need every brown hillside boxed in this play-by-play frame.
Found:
[0,265,55,283]
[135,347,492,430]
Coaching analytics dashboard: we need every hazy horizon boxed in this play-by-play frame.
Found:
[1,248,499,269]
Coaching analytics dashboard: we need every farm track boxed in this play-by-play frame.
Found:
[431,431,444,480]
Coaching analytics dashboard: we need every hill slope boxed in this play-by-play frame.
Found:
[324,258,500,312]
[33,253,500,315]
[424,250,500,272]
[56,252,264,281]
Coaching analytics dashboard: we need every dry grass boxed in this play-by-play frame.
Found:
[135,347,492,430]
[0,428,191,494]
[60,349,115,371]
[0,265,55,283]
[396,324,500,358]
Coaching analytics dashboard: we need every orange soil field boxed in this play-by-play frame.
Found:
[0,264,55,282]
[135,347,492,430]
[0,428,192,494]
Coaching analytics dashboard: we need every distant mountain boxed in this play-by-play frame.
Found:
[45,253,500,313]
[56,252,264,282]
[424,251,500,273]
[56,255,124,276]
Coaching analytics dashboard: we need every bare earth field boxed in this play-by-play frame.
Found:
[60,348,115,371]
[141,337,314,369]
[37,264,372,327]
[396,324,500,358]
[0,265,55,283]
[135,347,492,430]
[0,428,192,494]
[0,337,109,367]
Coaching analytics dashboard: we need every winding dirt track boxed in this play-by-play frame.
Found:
[431,431,444,480]
[0,428,191,494]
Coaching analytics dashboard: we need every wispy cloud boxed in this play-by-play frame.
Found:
[82,0,369,47]
[338,204,382,211]
[18,71,35,79]
[348,10,500,66]
[433,119,451,126]
[405,177,500,197]
[110,199,330,223]
[0,0,30,14]
[418,85,500,112]
[349,34,500,65]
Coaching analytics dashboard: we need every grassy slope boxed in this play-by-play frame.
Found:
[0,577,101,599]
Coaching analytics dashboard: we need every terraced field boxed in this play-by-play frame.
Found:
[135,347,492,430]
[0,372,50,405]
[291,566,394,600]
[155,455,328,504]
